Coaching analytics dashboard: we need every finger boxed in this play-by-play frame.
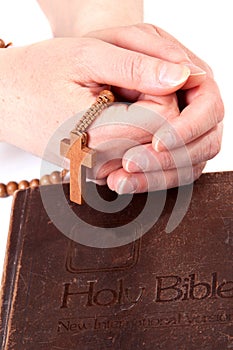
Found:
[153,26,213,76]
[81,38,190,95]
[123,123,223,172]
[85,24,206,88]
[152,79,224,152]
[147,25,211,89]
[86,24,191,62]
[107,163,206,194]
[88,95,179,149]
[87,96,180,180]
[87,159,122,180]
[87,178,107,186]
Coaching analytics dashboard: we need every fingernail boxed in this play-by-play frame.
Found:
[159,63,190,86]
[185,63,206,76]
[125,155,149,172]
[154,131,176,152]
[117,177,138,194]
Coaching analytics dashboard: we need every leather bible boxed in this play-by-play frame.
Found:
[0,171,233,350]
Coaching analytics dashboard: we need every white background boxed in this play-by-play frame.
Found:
[0,0,232,281]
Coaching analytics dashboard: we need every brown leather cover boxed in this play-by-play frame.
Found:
[0,172,233,350]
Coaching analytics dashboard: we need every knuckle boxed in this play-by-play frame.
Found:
[208,85,225,124]
[124,54,146,85]
[181,167,195,184]
[180,163,204,185]
[167,171,179,188]
[211,97,225,124]
[184,90,224,145]
[192,124,223,165]
[186,122,202,142]
[139,172,162,192]
[191,149,200,165]
[204,128,222,161]
[161,152,173,170]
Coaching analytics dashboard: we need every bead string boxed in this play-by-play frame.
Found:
[74,90,114,136]
[0,170,68,198]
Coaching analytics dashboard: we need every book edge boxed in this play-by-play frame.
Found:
[0,189,29,350]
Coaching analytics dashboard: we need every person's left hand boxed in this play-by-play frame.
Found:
[85,24,224,194]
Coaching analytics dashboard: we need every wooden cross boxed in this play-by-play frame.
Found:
[60,131,96,204]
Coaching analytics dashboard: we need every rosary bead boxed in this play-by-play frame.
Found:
[0,170,65,199]
[99,90,115,103]
[40,175,51,186]
[0,39,5,48]
[49,171,62,184]
[60,169,69,180]
[0,183,8,197]
[18,180,30,190]
[6,181,18,195]
[29,179,40,188]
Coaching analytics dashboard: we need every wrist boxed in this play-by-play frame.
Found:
[51,0,144,37]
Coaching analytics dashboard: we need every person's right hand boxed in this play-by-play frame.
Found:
[85,24,224,193]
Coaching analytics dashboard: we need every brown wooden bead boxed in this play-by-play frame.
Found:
[18,180,30,190]
[0,183,8,197]
[6,181,18,195]
[40,175,51,186]
[29,179,40,188]
[99,90,115,103]
[60,169,69,180]
[0,39,5,48]
[49,171,61,184]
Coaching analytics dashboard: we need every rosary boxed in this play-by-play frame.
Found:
[60,89,114,204]
[0,38,114,204]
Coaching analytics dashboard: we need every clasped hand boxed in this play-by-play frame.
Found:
[0,24,224,194]
[86,24,224,193]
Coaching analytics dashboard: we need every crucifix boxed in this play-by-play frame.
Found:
[60,131,96,204]
[60,90,114,205]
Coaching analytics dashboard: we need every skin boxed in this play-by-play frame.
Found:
[0,2,224,194]
[0,36,190,154]
[37,0,144,37]
[86,24,224,193]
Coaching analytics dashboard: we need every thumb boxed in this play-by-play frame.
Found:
[83,39,190,95]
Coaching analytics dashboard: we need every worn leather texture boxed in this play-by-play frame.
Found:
[0,172,233,350]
